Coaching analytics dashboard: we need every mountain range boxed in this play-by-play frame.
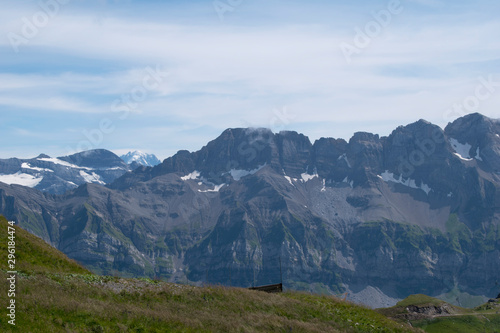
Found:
[0,149,130,194]
[1,112,499,308]
[0,150,161,195]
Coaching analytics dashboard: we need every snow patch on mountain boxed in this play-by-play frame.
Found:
[105,166,127,171]
[380,171,431,195]
[229,164,266,181]
[79,170,106,185]
[66,180,78,187]
[21,163,54,172]
[343,177,354,188]
[453,153,473,161]
[38,157,93,170]
[449,138,472,161]
[0,172,43,187]
[181,171,201,181]
[300,172,318,182]
[180,170,227,193]
[198,184,226,192]
[475,147,483,161]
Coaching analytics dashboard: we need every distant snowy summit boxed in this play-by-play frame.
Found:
[120,151,161,167]
[0,149,161,194]
[0,149,131,194]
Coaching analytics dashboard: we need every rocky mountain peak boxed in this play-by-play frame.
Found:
[195,128,276,178]
[60,149,127,169]
[120,151,161,167]
[390,119,443,139]
[445,113,498,141]
[445,113,500,172]
[350,131,380,144]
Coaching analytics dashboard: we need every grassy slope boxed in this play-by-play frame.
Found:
[0,274,422,333]
[414,315,500,333]
[395,294,449,308]
[0,215,421,332]
[0,216,90,275]
[378,294,500,333]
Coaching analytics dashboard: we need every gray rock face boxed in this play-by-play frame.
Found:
[1,113,500,308]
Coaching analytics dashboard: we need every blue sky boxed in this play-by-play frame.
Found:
[1,0,499,160]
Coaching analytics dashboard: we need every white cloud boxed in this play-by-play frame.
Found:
[0,1,499,158]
